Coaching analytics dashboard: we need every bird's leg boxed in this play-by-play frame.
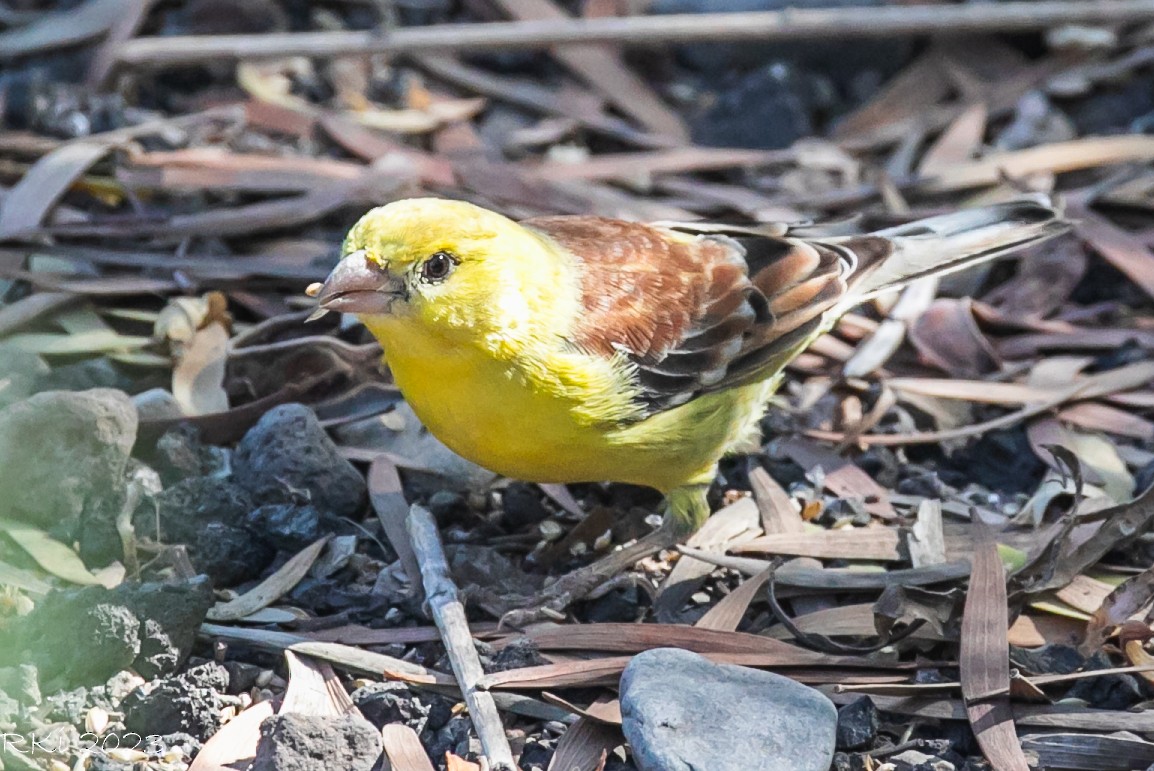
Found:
[499,484,710,628]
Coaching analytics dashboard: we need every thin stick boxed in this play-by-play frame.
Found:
[407,505,518,771]
[116,1,1154,67]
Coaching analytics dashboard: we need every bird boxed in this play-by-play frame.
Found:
[309,195,1069,622]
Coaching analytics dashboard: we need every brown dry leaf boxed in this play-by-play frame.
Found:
[481,650,900,691]
[695,566,773,632]
[0,109,237,240]
[1053,574,1114,616]
[908,499,947,568]
[1021,733,1154,771]
[488,0,686,141]
[1026,420,1133,503]
[981,238,1087,320]
[1073,207,1154,301]
[547,716,620,771]
[520,622,862,663]
[1122,623,1154,686]
[187,699,275,771]
[750,466,804,535]
[381,724,436,771]
[918,102,988,174]
[654,496,759,620]
[1056,401,1154,441]
[920,135,1154,193]
[528,147,789,183]
[909,298,1001,377]
[119,148,365,193]
[207,537,331,621]
[445,754,482,771]
[834,52,950,142]
[829,691,1154,732]
[1007,614,1084,647]
[1084,566,1154,653]
[779,439,894,517]
[733,527,902,561]
[960,516,1029,771]
[280,651,359,717]
[172,323,230,416]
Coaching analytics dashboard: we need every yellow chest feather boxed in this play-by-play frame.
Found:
[368,318,771,493]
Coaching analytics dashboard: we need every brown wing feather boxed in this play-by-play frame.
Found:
[524,216,855,417]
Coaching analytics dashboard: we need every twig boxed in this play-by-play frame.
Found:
[407,505,518,771]
[116,1,1154,67]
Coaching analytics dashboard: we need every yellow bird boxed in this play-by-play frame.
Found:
[311,196,1067,620]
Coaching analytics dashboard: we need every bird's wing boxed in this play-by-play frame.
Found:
[523,216,856,416]
[525,198,1066,419]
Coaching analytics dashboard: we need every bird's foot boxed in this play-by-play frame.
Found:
[497,520,682,629]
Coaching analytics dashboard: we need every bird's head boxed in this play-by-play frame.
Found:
[310,198,576,346]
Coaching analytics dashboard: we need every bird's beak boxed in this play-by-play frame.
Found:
[307,250,405,316]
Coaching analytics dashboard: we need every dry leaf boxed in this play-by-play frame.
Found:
[0,519,103,586]
[381,724,436,771]
[960,516,1030,771]
[207,537,331,621]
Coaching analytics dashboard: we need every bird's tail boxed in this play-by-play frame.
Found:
[829,195,1070,312]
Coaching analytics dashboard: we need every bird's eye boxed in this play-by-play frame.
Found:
[421,251,456,282]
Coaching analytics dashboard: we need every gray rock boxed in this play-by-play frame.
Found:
[620,648,836,771]
[251,713,382,771]
[132,388,184,422]
[234,403,366,518]
[0,388,136,530]
[0,346,48,409]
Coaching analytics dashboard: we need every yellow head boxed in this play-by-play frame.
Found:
[314,198,577,352]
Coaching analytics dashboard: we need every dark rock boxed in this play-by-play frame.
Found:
[944,428,1045,496]
[424,715,472,764]
[690,64,815,150]
[836,696,878,750]
[251,713,382,771]
[126,576,215,678]
[620,648,837,771]
[15,586,140,689]
[519,740,555,770]
[1064,78,1154,136]
[1010,644,1085,676]
[653,0,910,85]
[584,584,644,624]
[122,662,229,740]
[351,681,429,730]
[151,423,229,484]
[1067,652,1145,709]
[146,475,255,543]
[501,483,549,529]
[245,503,324,552]
[192,522,276,587]
[223,661,262,694]
[234,404,366,517]
[427,490,470,527]
[1137,458,1154,496]
[0,389,136,531]
[489,637,547,672]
